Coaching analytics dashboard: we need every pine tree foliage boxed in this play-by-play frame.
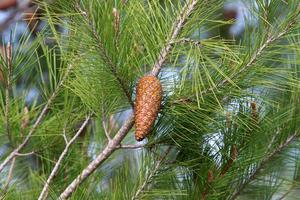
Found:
[0,0,299,199]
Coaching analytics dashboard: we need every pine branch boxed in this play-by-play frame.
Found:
[76,5,133,107]
[0,64,74,174]
[231,133,298,199]
[38,115,91,200]
[131,147,171,200]
[232,14,299,80]
[199,13,299,96]
[151,0,198,76]
[59,116,135,199]
[59,1,199,198]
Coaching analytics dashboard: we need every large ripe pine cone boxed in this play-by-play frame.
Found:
[135,75,162,141]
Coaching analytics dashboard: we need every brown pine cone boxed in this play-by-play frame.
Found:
[135,75,162,141]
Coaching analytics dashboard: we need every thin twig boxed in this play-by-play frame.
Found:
[38,115,91,200]
[0,64,74,174]
[266,128,280,152]
[231,133,298,199]
[63,130,68,144]
[59,1,199,198]
[277,183,296,200]
[3,157,16,192]
[109,115,118,135]
[59,116,135,199]
[4,43,12,143]
[14,152,35,157]
[102,109,112,141]
[131,147,172,200]
[117,144,146,149]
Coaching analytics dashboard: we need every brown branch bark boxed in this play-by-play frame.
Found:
[59,1,199,199]
[59,116,135,199]
[151,0,198,76]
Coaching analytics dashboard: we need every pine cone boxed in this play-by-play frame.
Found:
[135,75,162,141]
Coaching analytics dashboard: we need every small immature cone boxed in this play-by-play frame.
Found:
[207,170,214,183]
[135,75,162,141]
[226,112,231,128]
[250,101,258,122]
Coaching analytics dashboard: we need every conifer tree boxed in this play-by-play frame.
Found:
[0,0,299,199]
